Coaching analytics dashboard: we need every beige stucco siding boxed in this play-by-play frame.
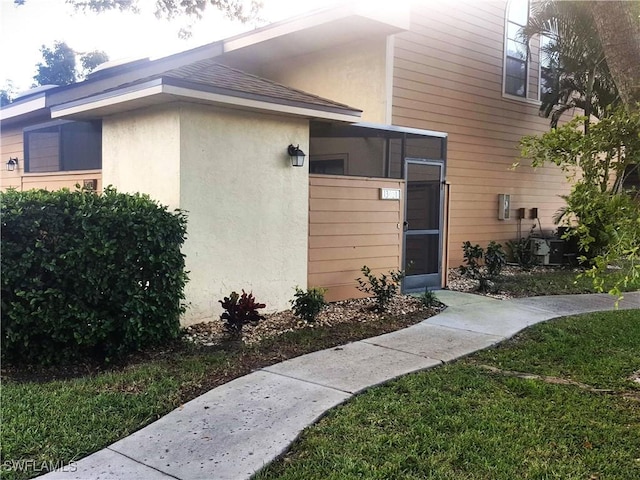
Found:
[392,0,571,267]
[179,104,309,325]
[243,38,388,124]
[102,106,181,209]
[102,103,308,325]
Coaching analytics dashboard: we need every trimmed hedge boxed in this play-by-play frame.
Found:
[1,187,188,365]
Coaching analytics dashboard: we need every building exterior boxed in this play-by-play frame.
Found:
[0,1,571,325]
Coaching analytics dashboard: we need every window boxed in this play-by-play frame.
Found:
[504,1,548,101]
[24,121,101,173]
[505,0,529,97]
[309,155,346,175]
[309,122,446,180]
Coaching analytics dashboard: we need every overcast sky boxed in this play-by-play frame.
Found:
[0,0,339,93]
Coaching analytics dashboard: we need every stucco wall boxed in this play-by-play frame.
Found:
[102,105,181,209]
[252,38,389,124]
[102,103,309,326]
[179,104,309,325]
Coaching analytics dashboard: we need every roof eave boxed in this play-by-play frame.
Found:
[0,94,48,123]
[50,79,362,123]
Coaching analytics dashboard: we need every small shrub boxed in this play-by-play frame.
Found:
[419,289,439,308]
[506,238,535,270]
[291,287,327,322]
[506,226,538,270]
[459,241,506,292]
[356,265,404,312]
[485,241,507,277]
[459,241,484,280]
[219,290,266,337]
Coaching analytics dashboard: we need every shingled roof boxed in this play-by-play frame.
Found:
[96,57,361,116]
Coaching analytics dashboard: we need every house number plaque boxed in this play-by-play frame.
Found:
[380,188,401,200]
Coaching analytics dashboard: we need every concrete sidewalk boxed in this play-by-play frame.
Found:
[42,291,640,480]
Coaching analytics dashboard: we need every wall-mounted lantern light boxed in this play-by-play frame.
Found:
[6,157,18,172]
[287,144,306,167]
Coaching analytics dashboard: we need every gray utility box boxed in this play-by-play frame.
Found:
[531,238,565,265]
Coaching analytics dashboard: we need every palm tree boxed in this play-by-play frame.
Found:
[520,0,620,132]
[588,1,640,112]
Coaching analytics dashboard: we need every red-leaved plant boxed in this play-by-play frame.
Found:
[219,290,266,337]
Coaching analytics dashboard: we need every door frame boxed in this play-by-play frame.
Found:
[402,158,445,293]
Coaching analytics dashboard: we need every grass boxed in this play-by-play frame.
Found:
[256,310,640,480]
[1,267,638,479]
[0,312,427,480]
[494,267,640,297]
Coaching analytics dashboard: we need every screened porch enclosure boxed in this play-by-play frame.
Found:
[308,122,447,299]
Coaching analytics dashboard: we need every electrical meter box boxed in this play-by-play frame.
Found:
[498,194,510,220]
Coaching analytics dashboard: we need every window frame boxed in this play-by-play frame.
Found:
[502,0,543,104]
[24,119,102,174]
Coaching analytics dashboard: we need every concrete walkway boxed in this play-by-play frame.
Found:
[42,291,640,480]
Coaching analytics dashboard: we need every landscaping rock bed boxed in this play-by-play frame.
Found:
[446,264,582,299]
[183,265,584,348]
[183,295,443,347]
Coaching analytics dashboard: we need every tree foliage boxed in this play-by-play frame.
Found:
[33,41,109,87]
[78,50,110,79]
[520,109,640,194]
[519,107,640,296]
[0,82,15,106]
[521,0,620,129]
[588,1,640,111]
[34,41,77,86]
[15,0,262,22]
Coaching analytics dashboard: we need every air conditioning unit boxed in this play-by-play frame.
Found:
[547,239,565,265]
[530,238,550,265]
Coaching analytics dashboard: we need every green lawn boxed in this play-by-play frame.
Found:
[2,267,638,479]
[494,267,640,297]
[256,310,640,480]
[0,315,426,480]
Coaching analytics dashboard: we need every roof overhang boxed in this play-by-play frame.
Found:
[220,1,411,66]
[50,78,362,123]
[0,94,47,123]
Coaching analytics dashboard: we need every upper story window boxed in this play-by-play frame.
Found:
[504,0,551,102]
[505,0,529,97]
[24,120,102,173]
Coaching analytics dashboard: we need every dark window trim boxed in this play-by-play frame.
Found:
[24,120,102,173]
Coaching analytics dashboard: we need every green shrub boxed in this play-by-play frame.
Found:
[419,289,439,308]
[459,241,506,292]
[356,265,404,312]
[219,290,266,337]
[459,241,483,280]
[506,227,537,270]
[291,286,327,322]
[485,241,507,277]
[0,187,188,365]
